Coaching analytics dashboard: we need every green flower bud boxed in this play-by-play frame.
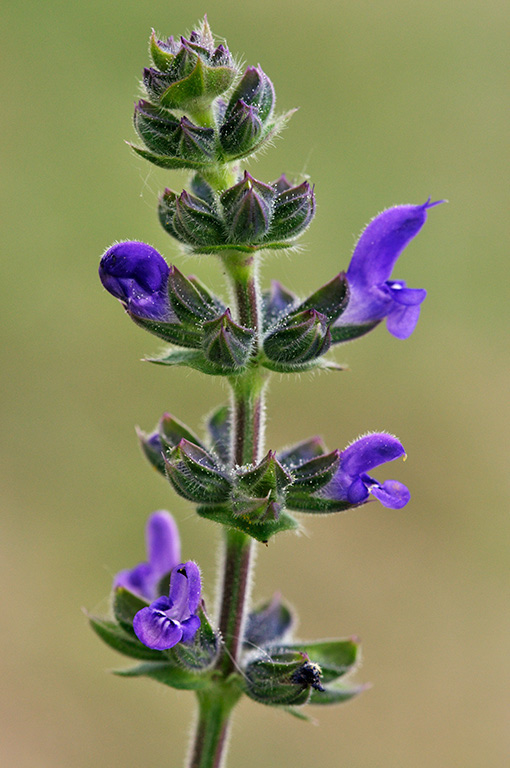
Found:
[202,309,255,371]
[165,439,233,504]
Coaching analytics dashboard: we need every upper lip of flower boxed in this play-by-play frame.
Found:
[334,199,444,339]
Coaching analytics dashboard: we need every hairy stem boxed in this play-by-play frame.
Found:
[187,252,266,768]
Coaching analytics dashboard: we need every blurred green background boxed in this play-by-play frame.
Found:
[2,0,508,765]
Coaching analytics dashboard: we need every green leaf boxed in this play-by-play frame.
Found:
[114,661,212,690]
[128,143,210,171]
[285,489,354,514]
[330,321,379,344]
[146,348,249,376]
[112,588,149,634]
[280,638,360,683]
[310,682,368,705]
[261,357,344,374]
[88,615,163,661]
[197,504,299,543]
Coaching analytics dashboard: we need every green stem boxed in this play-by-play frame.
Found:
[187,251,267,768]
[187,686,241,768]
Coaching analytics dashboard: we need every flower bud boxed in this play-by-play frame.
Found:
[244,650,323,706]
[168,265,224,325]
[132,103,215,169]
[266,180,316,242]
[224,66,275,124]
[201,309,255,371]
[219,99,263,157]
[99,241,172,321]
[144,19,238,112]
[165,439,233,504]
[220,171,275,243]
[263,309,331,365]
[237,450,293,498]
[159,189,225,249]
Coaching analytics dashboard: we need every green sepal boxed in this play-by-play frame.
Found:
[237,450,293,497]
[221,113,293,164]
[310,682,368,705]
[285,489,354,514]
[130,312,201,348]
[146,348,250,376]
[114,661,212,690]
[159,412,207,453]
[263,309,331,365]
[297,273,349,323]
[278,436,329,469]
[276,638,360,682]
[171,603,220,672]
[159,56,236,111]
[243,649,323,707]
[290,450,341,492]
[128,142,211,171]
[88,615,163,661]
[202,310,255,370]
[197,504,299,543]
[330,320,380,344]
[149,30,176,71]
[112,588,149,635]
[260,356,343,374]
[165,439,233,504]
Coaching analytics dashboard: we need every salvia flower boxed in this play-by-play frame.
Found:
[114,511,180,601]
[133,561,201,650]
[334,200,443,340]
[324,433,410,509]
[99,241,172,321]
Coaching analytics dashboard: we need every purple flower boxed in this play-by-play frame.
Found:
[99,241,173,321]
[336,200,443,339]
[324,433,410,509]
[133,561,201,650]
[114,511,180,601]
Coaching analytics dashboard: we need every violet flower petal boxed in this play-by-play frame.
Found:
[336,200,442,338]
[133,606,184,650]
[113,511,181,602]
[324,433,410,510]
[133,561,202,650]
[146,511,181,580]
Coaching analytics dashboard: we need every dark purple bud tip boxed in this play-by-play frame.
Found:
[99,241,172,321]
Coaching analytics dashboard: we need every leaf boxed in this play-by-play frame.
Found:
[113,588,149,634]
[310,682,368,705]
[197,504,299,543]
[279,638,360,683]
[146,348,249,376]
[114,661,212,690]
[88,615,163,661]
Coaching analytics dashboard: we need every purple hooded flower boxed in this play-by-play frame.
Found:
[336,200,443,339]
[99,241,173,321]
[133,561,201,650]
[324,433,410,509]
[114,511,180,602]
